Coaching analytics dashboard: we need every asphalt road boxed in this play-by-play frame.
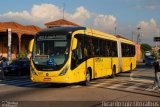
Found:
[0,63,160,107]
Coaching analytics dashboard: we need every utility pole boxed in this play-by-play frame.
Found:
[114,26,117,35]
[132,31,134,42]
[62,3,65,19]
[137,27,141,44]
[8,28,12,61]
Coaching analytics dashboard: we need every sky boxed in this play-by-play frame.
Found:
[0,0,160,46]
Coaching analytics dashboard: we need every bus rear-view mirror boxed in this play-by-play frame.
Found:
[28,39,34,53]
[72,38,77,50]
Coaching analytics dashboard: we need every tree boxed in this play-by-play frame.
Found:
[140,43,152,59]
[18,51,27,58]
[141,43,152,52]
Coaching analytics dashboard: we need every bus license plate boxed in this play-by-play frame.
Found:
[44,78,51,81]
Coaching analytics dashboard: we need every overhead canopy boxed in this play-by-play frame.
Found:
[0,22,41,35]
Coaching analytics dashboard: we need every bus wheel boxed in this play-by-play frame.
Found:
[111,66,116,78]
[129,64,132,73]
[84,70,91,86]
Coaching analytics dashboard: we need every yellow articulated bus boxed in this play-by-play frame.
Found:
[29,26,136,85]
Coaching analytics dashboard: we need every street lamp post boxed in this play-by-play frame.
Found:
[114,26,117,35]
[132,31,134,42]
[137,27,141,44]
[8,28,12,61]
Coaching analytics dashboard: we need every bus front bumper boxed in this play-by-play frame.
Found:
[30,74,73,83]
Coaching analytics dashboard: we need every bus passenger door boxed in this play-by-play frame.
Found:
[71,52,86,82]
[71,35,86,82]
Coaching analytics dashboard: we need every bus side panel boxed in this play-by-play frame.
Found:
[94,57,112,78]
[94,57,104,78]
[102,57,112,76]
[121,56,136,72]
[131,56,136,70]
[122,57,132,72]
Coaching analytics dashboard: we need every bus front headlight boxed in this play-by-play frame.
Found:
[59,65,70,76]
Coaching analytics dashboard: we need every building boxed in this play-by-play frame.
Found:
[45,19,79,28]
[0,22,41,59]
[152,45,160,57]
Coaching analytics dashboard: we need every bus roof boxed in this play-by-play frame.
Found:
[37,26,86,34]
[86,28,117,40]
[37,26,135,45]
[116,35,135,45]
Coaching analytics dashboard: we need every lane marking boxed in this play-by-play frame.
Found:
[131,79,153,83]
[71,85,82,88]
[125,83,143,91]
[145,88,154,92]
[107,83,126,89]
[92,82,109,87]
[0,84,5,86]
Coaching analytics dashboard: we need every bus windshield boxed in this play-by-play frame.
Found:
[32,33,71,71]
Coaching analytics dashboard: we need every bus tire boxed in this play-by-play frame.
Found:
[111,66,116,78]
[129,63,132,73]
[83,69,91,86]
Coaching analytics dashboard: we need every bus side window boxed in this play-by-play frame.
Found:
[93,38,99,56]
[77,41,83,62]
[99,39,103,56]
[128,45,131,57]
[110,42,114,57]
[87,37,95,57]
[102,40,106,56]
[122,43,125,57]
[132,45,135,56]
[124,44,127,57]
[71,49,77,69]
[84,45,88,58]
[126,45,130,57]
[112,41,117,57]
[105,41,110,57]
[109,41,112,57]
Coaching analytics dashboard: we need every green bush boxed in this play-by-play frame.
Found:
[18,51,27,58]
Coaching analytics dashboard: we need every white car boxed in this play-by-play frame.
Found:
[145,51,151,56]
